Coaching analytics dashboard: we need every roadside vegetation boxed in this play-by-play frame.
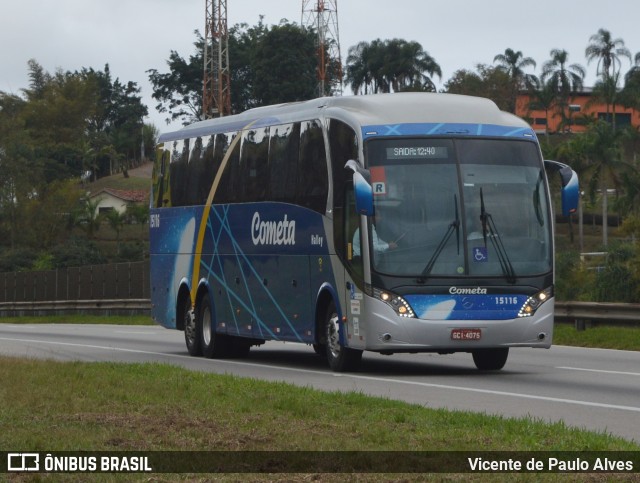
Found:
[1,23,639,303]
[1,356,638,482]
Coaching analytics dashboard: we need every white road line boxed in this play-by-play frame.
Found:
[557,366,640,377]
[2,336,640,414]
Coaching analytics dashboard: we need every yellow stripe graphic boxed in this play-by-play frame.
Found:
[190,120,257,305]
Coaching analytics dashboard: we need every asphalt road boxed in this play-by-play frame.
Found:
[1,323,639,444]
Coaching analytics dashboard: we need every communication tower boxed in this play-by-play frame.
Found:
[203,0,231,118]
[301,0,343,97]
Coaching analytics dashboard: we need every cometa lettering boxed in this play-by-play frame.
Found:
[449,286,487,295]
[251,212,296,246]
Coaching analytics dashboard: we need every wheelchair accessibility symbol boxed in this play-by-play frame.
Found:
[474,247,488,262]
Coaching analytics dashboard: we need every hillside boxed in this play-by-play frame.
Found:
[84,162,152,195]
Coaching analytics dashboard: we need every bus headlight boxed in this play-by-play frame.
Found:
[518,286,553,317]
[373,288,416,318]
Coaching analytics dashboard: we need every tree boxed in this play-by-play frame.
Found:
[148,22,320,123]
[540,49,585,130]
[493,48,537,113]
[344,38,441,95]
[251,22,318,105]
[582,120,627,247]
[527,78,557,140]
[591,71,623,131]
[104,209,125,244]
[585,28,632,80]
[72,197,103,239]
[345,40,383,94]
[0,92,39,248]
[147,31,205,125]
[443,64,512,111]
[584,30,631,132]
[621,52,640,111]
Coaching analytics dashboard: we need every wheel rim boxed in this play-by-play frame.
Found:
[326,313,341,359]
[202,306,212,346]
[184,306,196,346]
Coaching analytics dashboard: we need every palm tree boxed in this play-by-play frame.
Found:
[541,49,586,129]
[345,41,374,95]
[383,39,441,92]
[345,39,388,94]
[582,120,627,247]
[493,48,537,113]
[621,52,640,111]
[592,71,622,130]
[585,28,632,80]
[345,39,441,95]
[527,78,557,139]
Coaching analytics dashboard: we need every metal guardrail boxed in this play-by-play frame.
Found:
[1,299,639,329]
[0,299,151,317]
[554,301,640,330]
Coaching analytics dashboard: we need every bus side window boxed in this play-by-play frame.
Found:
[268,123,299,204]
[297,120,328,213]
[240,127,270,202]
[213,131,240,204]
[152,146,171,208]
[169,139,189,207]
[185,136,204,206]
[199,135,216,204]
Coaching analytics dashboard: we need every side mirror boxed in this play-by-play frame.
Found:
[544,160,579,217]
[345,160,374,216]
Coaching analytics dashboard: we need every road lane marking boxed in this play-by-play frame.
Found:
[2,336,640,414]
[557,366,640,377]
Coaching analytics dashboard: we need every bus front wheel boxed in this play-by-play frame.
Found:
[324,302,362,372]
[472,348,509,371]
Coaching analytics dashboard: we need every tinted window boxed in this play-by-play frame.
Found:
[268,123,300,203]
[240,127,270,202]
[185,137,204,205]
[213,131,241,203]
[169,139,189,207]
[297,120,328,213]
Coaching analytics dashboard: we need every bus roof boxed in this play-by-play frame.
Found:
[158,92,532,143]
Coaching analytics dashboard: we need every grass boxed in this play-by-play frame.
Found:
[0,314,152,325]
[84,165,151,196]
[2,319,639,480]
[1,356,639,482]
[554,323,640,351]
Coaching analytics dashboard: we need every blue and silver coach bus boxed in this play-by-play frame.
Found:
[150,92,578,372]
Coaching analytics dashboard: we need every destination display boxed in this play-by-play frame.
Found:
[386,146,449,160]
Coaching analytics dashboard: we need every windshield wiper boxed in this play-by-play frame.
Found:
[421,195,460,279]
[480,188,517,283]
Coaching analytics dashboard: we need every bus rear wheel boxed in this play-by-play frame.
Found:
[183,297,201,356]
[472,348,509,371]
[198,293,230,358]
[325,302,362,372]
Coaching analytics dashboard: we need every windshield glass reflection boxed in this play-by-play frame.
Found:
[365,138,551,279]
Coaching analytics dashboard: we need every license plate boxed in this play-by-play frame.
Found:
[451,328,482,341]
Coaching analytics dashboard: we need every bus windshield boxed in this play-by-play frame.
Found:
[365,138,551,279]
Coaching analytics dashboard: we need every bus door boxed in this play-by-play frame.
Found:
[344,185,366,346]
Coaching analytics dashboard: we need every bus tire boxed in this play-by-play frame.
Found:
[324,301,362,372]
[472,348,509,371]
[198,293,229,359]
[183,297,201,356]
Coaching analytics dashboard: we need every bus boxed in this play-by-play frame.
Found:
[150,92,578,372]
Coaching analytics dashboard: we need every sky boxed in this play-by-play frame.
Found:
[2,0,639,132]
